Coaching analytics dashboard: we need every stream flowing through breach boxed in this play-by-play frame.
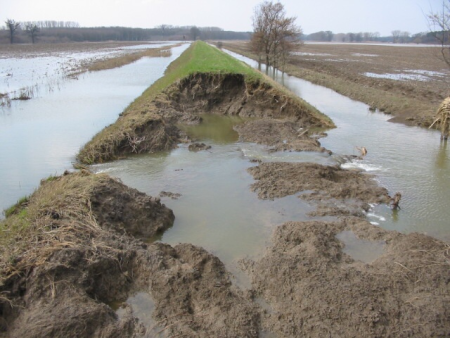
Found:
[1,44,450,281]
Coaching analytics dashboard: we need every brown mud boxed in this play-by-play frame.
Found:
[242,217,450,337]
[77,72,333,164]
[2,169,449,337]
[248,162,389,216]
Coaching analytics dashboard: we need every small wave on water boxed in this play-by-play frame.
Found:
[341,159,385,172]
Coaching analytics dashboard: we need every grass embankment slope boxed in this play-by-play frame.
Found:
[77,41,333,164]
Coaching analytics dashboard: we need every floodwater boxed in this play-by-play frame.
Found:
[3,43,450,332]
[2,44,449,268]
[92,116,320,280]
[0,43,189,215]
[227,50,450,242]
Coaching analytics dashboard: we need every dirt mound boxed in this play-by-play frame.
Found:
[243,217,450,337]
[188,142,211,152]
[90,178,175,239]
[234,118,328,152]
[0,172,259,338]
[248,162,389,215]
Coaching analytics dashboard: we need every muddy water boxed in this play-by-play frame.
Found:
[227,50,450,243]
[0,44,189,216]
[93,116,330,281]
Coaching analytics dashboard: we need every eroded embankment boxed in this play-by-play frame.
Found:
[77,46,334,165]
[0,172,259,337]
[248,162,390,216]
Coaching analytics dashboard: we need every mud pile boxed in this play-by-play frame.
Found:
[0,172,258,338]
[243,217,450,337]
[248,162,389,216]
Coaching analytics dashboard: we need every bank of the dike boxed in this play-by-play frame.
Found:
[1,42,449,337]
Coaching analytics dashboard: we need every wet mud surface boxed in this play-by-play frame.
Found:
[243,218,450,337]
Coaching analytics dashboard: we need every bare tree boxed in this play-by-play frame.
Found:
[251,1,301,72]
[391,30,401,43]
[190,26,200,40]
[25,23,40,43]
[428,0,450,67]
[5,19,20,44]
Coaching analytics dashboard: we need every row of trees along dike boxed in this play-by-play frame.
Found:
[0,19,250,44]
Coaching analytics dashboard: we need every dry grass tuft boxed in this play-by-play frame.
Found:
[0,172,117,285]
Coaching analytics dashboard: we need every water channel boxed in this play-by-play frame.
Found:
[1,44,449,273]
[0,43,189,214]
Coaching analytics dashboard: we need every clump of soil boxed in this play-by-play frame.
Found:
[188,142,211,152]
[234,118,329,153]
[243,217,450,337]
[248,162,389,215]
[159,191,182,199]
[0,171,259,338]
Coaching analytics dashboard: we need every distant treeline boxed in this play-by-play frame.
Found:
[303,30,445,44]
[1,19,444,45]
[0,20,250,44]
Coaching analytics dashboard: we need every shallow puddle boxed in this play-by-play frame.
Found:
[115,292,166,337]
[336,230,385,263]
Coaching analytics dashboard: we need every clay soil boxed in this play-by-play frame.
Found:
[223,41,450,127]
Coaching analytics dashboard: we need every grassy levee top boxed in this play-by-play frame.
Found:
[77,41,334,164]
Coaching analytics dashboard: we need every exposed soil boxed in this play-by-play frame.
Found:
[223,41,450,128]
[234,118,329,153]
[77,72,333,164]
[188,142,211,152]
[248,162,390,216]
[242,217,450,337]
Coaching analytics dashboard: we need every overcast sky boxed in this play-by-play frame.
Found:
[0,0,443,36]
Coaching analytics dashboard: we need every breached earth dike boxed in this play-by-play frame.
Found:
[3,42,449,337]
[77,42,333,164]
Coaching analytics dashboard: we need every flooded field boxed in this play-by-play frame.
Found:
[0,41,176,103]
[0,43,189,215]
